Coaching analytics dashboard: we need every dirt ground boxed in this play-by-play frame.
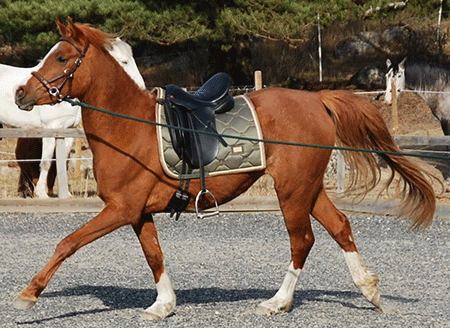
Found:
[367,91,443,136]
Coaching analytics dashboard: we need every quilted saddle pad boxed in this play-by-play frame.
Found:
[154,87,266,179]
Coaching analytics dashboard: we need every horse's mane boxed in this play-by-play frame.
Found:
[73,23,116,53]
[405,61,450,91]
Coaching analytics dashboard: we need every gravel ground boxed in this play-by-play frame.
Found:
[0,211,449,328]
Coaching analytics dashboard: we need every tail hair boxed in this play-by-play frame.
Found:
[319,90,439,229]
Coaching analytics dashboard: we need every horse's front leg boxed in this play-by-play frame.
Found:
[13,203,132,310]
[34,137,55,198]
[132,213,176,320]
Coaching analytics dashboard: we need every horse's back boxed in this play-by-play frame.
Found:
[248,88,336,145]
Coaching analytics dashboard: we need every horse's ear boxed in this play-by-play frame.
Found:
[66,17,83,41]
[67,16,75,28]
[55,17,81,40]
[386,58,392,68]
[55,18,67,36]
[399,57,407,69]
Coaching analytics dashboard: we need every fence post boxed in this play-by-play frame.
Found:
[391,78,398,134]
[336,150,345,193]
[317,14,323,82]
[55,137,69,199]
[255,71,262,90]
[74,137,81,179]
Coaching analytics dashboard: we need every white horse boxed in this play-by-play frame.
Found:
[1,37,145,198]
[385,57,450,135]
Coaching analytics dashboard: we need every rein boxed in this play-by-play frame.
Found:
[31,38,90,104]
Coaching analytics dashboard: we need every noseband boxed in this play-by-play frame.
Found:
[31,38,90,103]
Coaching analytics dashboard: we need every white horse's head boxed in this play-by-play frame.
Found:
[384,57,406,105]
[109,37,146,90]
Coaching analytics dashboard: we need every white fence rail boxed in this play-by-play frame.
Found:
[0,128,85,199]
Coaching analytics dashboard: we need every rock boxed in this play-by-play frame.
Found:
[349,65,385,89]
[334,32,380,59]
[381,25,412,53]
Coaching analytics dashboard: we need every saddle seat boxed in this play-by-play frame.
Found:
[165,72,234,114]
[163,72,234,169]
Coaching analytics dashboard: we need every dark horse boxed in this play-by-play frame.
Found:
[0,125,55,197]
[14,18,436,320]
[15,138,57,198]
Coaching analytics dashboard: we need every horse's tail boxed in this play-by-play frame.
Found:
[319,90,437,229]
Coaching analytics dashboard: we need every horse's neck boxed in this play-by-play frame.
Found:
[80,58,155,135]
[405,79,444,110]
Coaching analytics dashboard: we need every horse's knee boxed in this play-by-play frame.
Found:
[312,190,357,252]
[40,160,51,171]
[55,237,78,259]
[330,212,357,251]
[302,231,315,249]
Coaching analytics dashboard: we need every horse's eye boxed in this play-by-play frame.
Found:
[57,56,68,64]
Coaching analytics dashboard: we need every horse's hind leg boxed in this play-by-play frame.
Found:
[256,188,315,316]
[34,137,55,198]
[132,213,176,320]
[311,187,381,310]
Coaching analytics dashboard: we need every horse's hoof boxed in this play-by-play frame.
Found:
[256,297,292,316]
[377,303,397,314]
[140,310,163,321]
[13,295,37,310]
[35,192,49,199]
[255,305,277,316]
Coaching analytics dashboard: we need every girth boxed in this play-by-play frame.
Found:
[161,72,234,219]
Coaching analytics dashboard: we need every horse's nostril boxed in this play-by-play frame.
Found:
[15,87,25,100]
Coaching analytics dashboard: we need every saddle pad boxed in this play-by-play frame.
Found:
[154,87,266,179]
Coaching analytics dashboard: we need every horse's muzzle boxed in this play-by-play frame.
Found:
[15,86,35,111]
[373,92,384,101]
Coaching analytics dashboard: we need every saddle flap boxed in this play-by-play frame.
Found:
[163,98,221,169]
[162,73,234,170]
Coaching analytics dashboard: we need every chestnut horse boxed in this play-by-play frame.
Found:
[0,37,145,198]
[14,19,436,320]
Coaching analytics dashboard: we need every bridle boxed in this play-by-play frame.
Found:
[31,37,90,103]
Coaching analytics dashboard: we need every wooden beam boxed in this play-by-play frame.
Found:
[0,128,84,138]
[55,137,69,199]
[254,71,262,90]
[394,135,450,147]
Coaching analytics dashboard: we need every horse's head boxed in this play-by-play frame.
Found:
[15,17,120,111]
[384,57,406,105]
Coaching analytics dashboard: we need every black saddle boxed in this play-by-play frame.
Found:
[163,72,234,169]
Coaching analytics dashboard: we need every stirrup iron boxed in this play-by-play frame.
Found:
[195,189,219,219]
